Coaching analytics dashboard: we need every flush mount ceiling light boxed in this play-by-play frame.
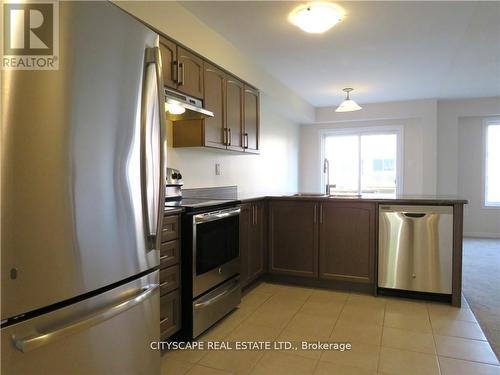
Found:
[289,2,345,34]
[335,88,362,112]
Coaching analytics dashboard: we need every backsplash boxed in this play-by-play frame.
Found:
[182,186,238,199]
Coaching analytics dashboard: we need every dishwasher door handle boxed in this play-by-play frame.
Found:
[403,213,426,218]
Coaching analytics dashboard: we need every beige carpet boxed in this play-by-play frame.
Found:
[463,238,500,359]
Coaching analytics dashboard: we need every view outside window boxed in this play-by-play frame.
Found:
[324,135,359,193]
[324,132,398,196]
[485,123,500,206]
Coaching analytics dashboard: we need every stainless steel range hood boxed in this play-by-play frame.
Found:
[164,88,214,121]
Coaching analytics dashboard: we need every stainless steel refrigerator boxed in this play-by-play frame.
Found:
[1,2,166,373]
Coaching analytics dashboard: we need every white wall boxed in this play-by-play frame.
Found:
[300,97,500,237]
[115,1,499,232]
[115,1,312,193]
[458,116,500,238]
[437,97,500,194]
[300,99,438,194]
[166,98,299,193]
[437,98,500,238]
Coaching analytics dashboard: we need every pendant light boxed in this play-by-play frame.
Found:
[335,88,362,112]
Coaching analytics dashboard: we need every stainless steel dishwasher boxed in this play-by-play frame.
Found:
[378,205,453,294]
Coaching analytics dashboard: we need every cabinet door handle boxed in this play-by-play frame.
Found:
[227,128,232,146]
[319,205,323,224]
[223,128,227,145]
[172,60,178,83]
[313,204,317,224]
[244,133,249,149]
[178,62,184,86]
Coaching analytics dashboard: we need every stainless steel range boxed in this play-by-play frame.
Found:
[165,169,241,339]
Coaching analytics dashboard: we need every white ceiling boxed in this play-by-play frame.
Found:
[181,1,500,107]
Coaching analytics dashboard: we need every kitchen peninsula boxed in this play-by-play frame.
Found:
[184,187,467,307]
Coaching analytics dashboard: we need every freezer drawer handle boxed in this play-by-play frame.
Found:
[12,283,159,353]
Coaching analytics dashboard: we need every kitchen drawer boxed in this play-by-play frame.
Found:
[162,215,180,243]
[160,240,179,269]
[160,265,180,296]
[160,290,181,339]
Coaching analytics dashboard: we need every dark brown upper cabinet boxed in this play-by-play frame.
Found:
[159,39,203,99]
[243,86,259,153]
[203,63,226,149]
[159,37,177,89]
[176,47,204,99]
[161,35,260,153]
[268,201,318,278]
[172,63,260,154]
[225,75,244,152]
[319,202,376,284]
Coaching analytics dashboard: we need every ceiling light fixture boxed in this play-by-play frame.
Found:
[289,2,344,34]
[335,88,362,112]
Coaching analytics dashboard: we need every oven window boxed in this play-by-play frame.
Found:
[196,215,239,275]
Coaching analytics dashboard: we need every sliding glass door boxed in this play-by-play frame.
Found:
[323,130,400,196]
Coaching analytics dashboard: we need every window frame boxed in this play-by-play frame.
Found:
[319,125,404,195]
[482,118,500,209]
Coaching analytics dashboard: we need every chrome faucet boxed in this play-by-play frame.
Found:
[323,158,331,195]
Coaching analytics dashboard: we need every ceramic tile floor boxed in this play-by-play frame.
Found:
[161,282,500,375]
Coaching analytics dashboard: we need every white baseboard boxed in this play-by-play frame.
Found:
[464,232,500,239]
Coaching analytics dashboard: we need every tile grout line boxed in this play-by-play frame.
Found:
[427,302,445,375]
[195,284,500,373]
[243,284,310,374]
[195,284,278,373]
[437,354,500,367]
[313,292,349,371]
[375,300,386,373]
[239,285,279,375]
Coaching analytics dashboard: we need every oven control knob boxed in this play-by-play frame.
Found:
[218,267,222,274]
[178,173,183,179]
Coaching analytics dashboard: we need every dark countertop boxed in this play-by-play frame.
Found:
[164,207,184,215]
[235,193,468,205]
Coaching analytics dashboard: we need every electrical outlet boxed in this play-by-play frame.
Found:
[215,163,221,176]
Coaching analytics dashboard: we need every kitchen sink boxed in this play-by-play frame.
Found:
[290,193,328,197]
[287,193,362,198]
[328,194,362,198]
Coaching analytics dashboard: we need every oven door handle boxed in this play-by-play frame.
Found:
[193,278,240,309]
[194,208,241,224]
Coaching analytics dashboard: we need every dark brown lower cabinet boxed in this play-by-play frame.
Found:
[240,201,266,288]
[239,204,251,286]
[160,290,181,340]
[319,202,376,284]
[160,213,181,340]
[268,201,318,278]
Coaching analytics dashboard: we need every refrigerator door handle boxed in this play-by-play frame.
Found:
[12,283,159,353]
[141,46,167,250]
